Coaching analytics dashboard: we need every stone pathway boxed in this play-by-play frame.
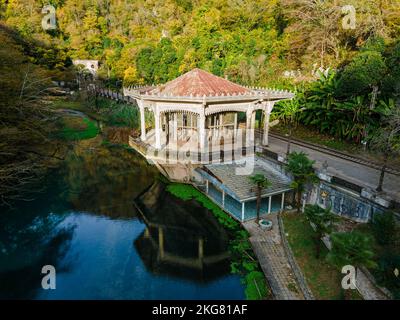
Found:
[243,214,304,300]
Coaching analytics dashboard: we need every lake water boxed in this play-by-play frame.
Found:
[0,140,245,299]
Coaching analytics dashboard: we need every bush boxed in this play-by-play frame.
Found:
[371,211,398,246]
[374,251,400,299]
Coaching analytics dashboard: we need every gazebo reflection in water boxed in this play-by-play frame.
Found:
[133,181,234,283]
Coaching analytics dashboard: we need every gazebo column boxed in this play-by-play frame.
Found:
[263,110,270,146]
[173,113,178,141]
[155,109,161,149]
[199,112,206,150]
[219,114,223,137]
[263,101,274,146]
[234,113,238,132]
[268,196,272,214]
[241,202,245,222]
[281,192,285,211]
[251,111,256,142]
[138,101,146,141]
[245,109,254,144]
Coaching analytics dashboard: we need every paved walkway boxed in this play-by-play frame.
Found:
[243,214,304,300]
[267,136,400,202]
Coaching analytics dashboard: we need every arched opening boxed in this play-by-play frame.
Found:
[161,111,198,147]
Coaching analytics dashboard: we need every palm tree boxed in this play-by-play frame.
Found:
[327,231,377,299]
[304,204,338,259]
[249,174,272,223]
[369,106,400,192]
[285,152,318,213]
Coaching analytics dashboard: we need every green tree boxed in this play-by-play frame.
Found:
[327,231,377,299]
[249,174,272,223]
[381,40,400,100]
[369,106,400,192]
[285,152,318,213]
[304,204,338,259]
[336,50,387,98]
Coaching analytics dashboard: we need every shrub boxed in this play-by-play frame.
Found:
[374,251,400,299]
[371,211,398,246]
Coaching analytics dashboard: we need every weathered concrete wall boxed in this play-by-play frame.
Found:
[259,150,397,222]
[312,182,384,222]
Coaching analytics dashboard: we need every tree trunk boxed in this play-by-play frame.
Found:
[376,153,388,192]
[286,123,292,158]
[296,189,301,213]
[344,287,352,300]
[315,233,321,259]
[256,186,261,223]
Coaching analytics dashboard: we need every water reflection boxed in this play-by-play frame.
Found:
[134,182,232,283]
[61,142,159,218]
[0,142,245,299]
[0,212,75,299]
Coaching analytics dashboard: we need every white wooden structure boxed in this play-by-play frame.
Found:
[123,68,294,151]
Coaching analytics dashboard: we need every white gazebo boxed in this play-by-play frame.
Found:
[123,68,293,152]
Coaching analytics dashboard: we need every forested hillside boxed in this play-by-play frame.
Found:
[1,0,399,86]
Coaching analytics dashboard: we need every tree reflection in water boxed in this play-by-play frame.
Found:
[0,140,244,299]
[61,142,160,219]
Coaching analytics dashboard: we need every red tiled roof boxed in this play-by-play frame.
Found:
[147,68,250,97]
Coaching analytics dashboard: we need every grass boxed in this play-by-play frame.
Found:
[272,123,361,153]
[271,123,400,168]
[57,117,99,140]
[282,212,363,300]
[51,98,82,110]
[166,183,271,300]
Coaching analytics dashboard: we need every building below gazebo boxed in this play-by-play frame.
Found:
[123,68,293,156]
[196,157,292,221]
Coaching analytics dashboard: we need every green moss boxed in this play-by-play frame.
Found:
[166,183,240,231]
[166,183,271,300]
[244,271,268,300]
[58,117,99,140]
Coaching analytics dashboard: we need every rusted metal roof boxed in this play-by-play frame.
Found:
[147,68,250,97]
[198,157,292,202]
